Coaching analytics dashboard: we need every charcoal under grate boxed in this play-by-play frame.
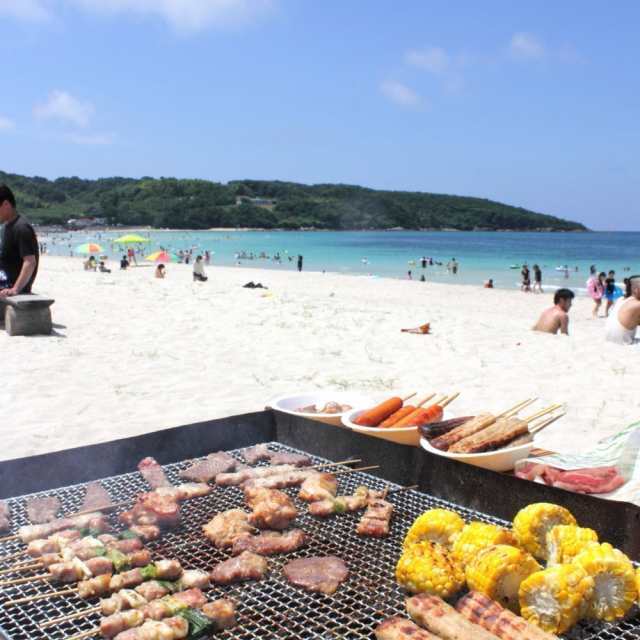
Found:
[0,443,638,640]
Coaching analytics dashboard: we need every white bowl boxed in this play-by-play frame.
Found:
[342,407,451,446]
[420,437,534,472]
[268,392,374,426]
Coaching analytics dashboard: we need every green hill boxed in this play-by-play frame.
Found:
[0,171,587,231]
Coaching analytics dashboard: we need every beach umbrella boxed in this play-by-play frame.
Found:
[76,242,103,254]
[145,250,179,263]
[113,234,150,244]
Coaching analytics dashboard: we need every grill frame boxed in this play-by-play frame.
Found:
[0,441,638,640]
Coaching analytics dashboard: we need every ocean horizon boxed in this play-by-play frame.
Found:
[40,228,639,293]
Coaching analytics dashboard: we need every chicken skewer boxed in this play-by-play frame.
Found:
[243,464,379,491]
[40,571,213,629]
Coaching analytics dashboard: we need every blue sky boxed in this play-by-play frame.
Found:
[0,1,638,230]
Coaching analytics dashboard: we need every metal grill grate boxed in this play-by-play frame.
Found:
[0,443,638,640]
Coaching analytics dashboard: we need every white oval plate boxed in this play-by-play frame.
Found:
[269,391,374,426]
[420,436,534,472]
[342,406,452,446]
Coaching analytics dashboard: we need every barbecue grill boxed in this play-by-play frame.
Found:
[1,410,639,640]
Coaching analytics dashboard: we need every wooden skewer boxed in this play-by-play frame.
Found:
[414,394,436,408]
[528,413,565,435]
[523,404,563,423]
[334,465,380,476]
[440,392,460,408]
[68,629,96,640]
[307,458,361,471]
[0,562,41,576]
[0,571,52,587]
[0,550,29,563]
[2,586,77,607]
[499,398,537,418]
[0,534,20,543]
[40,604,101,629]
[402,393,417,402]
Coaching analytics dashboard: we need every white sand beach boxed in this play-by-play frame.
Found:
[2,255,639,462]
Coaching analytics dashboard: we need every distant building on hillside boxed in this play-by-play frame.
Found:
[235,196,276,209]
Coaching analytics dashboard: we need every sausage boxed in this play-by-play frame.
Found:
[378,405,416,428]
[354,397,403,427]
[395,404,443,428]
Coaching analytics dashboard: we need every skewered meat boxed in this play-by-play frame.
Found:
[49,557,93,582]
[81,482,113,511]
[26,529,83,556]
[179,451,237,483]
[406,593,500,640]
[101,609,146,638]
[456,591,559,640]
[134,581,173,602]
[309,486,384,518]
[109,538,145,554]
[419,416,475,440]
[242,468,314,490]
[119,492,181,529]
[0,500,11,532]
[375,617,441,640]
[154,483,211,501]
[201,598,237,630]
[109,561,183,592]
[244,487,298,530]
[17,512,109,544]
[231,529,307,556]
[242,443,271,465]
[113,615,189,640]
[216,464,296,487]
[356,498,393,537]
[101,589,149,616]
[210,550,268,584]
[202,509,253,549]
[78,574,113,599]
[26,496,61,524]
[177,569,211,590]
[298,473,337,502]
[142,588,207,621]
[138,457,171,489]
[283,556,349,595]
[430,413,496,450]
[128,525,161,542]
[268,452,311,467]
[449,417,528,453]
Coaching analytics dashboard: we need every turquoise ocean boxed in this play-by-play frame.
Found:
[42,230,638,294]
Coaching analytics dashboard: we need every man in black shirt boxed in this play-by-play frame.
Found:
[0,185,39,296]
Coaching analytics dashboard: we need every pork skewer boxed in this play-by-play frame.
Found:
[356,497,394,537]
[40,572,213,629]
[244,464,379,491]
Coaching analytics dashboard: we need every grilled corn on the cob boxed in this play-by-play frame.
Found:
[451,521,517,567]
[396,540,465,598]
[513,503,576,560]
[465,544,541,612]
[546,524,598,565]
[519,564,594,634]
[403,509,465,549]
[573,542,637,621]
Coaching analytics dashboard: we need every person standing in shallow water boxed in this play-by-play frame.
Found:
[297,255,303,272]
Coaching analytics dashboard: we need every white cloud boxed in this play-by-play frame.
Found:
[33,90,94,128]
[380,80,421,108]
[0,0,50,22]
[0,115,16,132]
[69,0,272,32]
[67,132,115,145]
[510,32,545,59]
[405,47,449,74]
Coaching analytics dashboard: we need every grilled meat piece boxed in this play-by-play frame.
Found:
[101,609,145,638]
[375,617,441,640]
[202,509,253,549]
[449,417,528,453]
[110,538,145,554]
[78,574,113,599]
[154,483,211,501]
[242,469,314,490]
[0,500,11,532]
[142,588,208,621]
[283,556,349,595]
[430,413,496,450]
[179,451,237,483]
[298,473,338,502]
[210,551,268,585]
[113,615,189,640]
[17,512,108,544]
[128,524,161,542]
[81,482,113,511]
[244,487,298,530]
[268,452,311,467]
[309,486,384,518]
[242,443,271,465]
[26,496,61,524]
[419,416,475,440]
[201,598,237,630]
[101,589,148,616]
[138,457,171,489]
[216,464,296,487]
[177,569,211,590]
[456,591,559,640]
[134,580,173,602]
[49,557,92,582]
[231,529,307,556]
[406,593,500,640]
[119,492,181,529]
[356,498,394,538]
[26,529,83,557]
